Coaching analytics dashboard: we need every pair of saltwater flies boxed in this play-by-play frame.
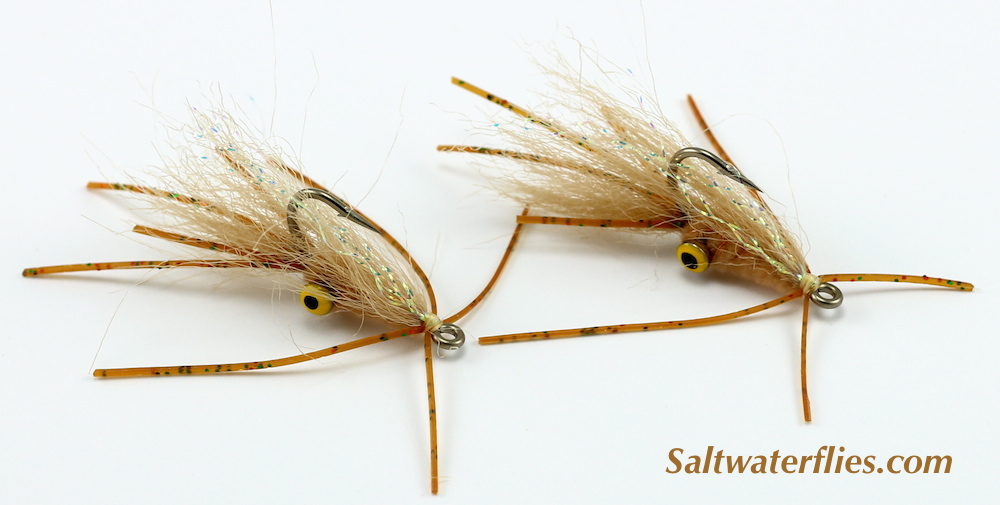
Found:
[23,73,972,493]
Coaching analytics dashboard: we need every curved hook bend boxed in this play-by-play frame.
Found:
[286,188,381,240]
[670,147,763,192]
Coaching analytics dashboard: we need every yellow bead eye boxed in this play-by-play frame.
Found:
[299,283,335,315]
[676,242,710,273]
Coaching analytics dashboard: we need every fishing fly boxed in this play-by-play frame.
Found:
[22,108,524,494]
[438,63,973,422]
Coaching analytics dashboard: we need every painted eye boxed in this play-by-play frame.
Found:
[299,283,335,315]
[676,242,710,273]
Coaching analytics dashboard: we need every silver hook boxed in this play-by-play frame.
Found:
[431,323,466,351]
[286,188,381,241]
[809,282,843,309]
[670,147,763,192]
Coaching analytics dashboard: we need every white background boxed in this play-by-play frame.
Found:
[1,1,997,503]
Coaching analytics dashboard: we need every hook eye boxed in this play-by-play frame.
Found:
[431,323,466,350]
[809,283,843,309]
[286,188,381,243]
[669,147,763,192]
